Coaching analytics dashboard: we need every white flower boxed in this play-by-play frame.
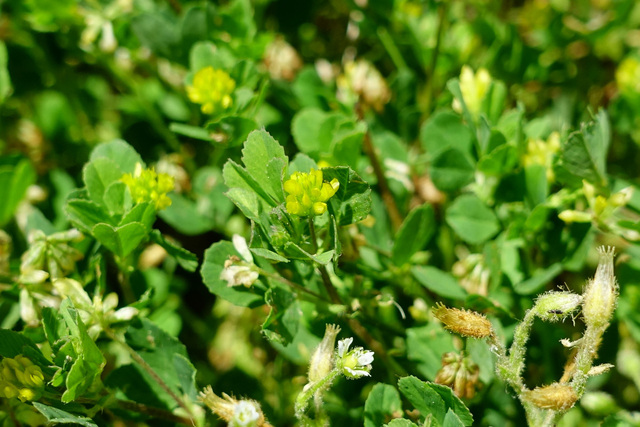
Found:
[336,337,374,379]
[232,235,253,263]
[229,401,260,427]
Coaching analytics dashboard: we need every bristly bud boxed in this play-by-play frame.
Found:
[432,303,493,338]
[534,291,582,322]
[308,324,341,383]
[583,246,618,328]
[522,383,578,411]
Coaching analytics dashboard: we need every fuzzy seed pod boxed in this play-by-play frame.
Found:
[522,383,578,411]
[432,303,493,338]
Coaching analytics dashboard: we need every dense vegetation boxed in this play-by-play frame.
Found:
[1,0,640,426]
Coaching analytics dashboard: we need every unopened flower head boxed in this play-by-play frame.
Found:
[21,229,83,279]
[264,37,303,81]
[308,324,341,383]
[0,355,45,402]
[199,386,270,427]
[187,66,236,114]
[121,163,175,210]
[337,59,391,112]
[583,246,618,328]
[283,169,339,216]
[534,291,582,322]
[453,65,492,118]
[432,303,493,338]
[336,337,374,379]
[522,383,578,411]
[434,352,480,399]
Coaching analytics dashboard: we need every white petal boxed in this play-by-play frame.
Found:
[337,337,353,357]
[357,350,374,365]
[232,234,253,263]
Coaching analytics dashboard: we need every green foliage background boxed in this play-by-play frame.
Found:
[1,0,640,426]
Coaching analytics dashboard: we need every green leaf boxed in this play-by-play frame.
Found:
[386,420,419,427]
[83,158,124,207]
[406,325,454,380]
[431,148,475,192]
[262,288,300,345]
[150,230,198,272]
[223,160,277,209]
[515,262,563,295]
[477,144,518,176]
[443,409,465,427]
[59,301,105,403]
[65,199,114,232]
[365,383,403,427]
[32,402,98,427]
[119,202,155,230]
[398,376,446,424]
[93,222,148,257]
[525,164,548,207]
[445,195,500,245]
[398,377,473,426]
[0,157,36,226]
[0,329,41,358]
[284,242,334,265]
[103,181,131,217]
[169,122,213,142]
[0,41,11,103]
[159,193,216,235]
[90,139,144,175]
[131,12,179,59]
[292,108,329,156]
[393,204,436,266]
[112,318,196,408]
[225,187,262,223]
[322,167,372,226]
[250,248,289,263]
[428,382,473,425]
[201,241,264,307]
[558,110,609,188]
[411,266,467,299]
[420,111,473,156]
[241,129,288,204]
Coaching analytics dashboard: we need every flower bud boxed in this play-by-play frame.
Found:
[0,356,45,402]
[534,291,582,322]
[432,303,493,338]
[308,324,341,383]
[522,383,578,411]
[583,246,618,328]
[434,352,480,399]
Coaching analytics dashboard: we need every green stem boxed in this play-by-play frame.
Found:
[377,27,407,71]
[114,399,193,425]
[258,268,330,303]
[422,1,446,117]
[105,328,195,422]
[295,369,341,420]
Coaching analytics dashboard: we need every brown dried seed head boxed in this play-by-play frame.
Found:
[522,383,578,411]
[432,303,493,338]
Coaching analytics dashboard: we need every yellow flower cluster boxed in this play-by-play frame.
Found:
[522,132,561,181]
[283,169,339,216]
[121,163,175,210]
[186,66,236,114]
[616,57,640,95]
[0,355,45,402]
[453,65,492,118]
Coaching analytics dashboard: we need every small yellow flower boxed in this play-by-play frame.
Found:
[121,163,175,210]
[616,57,640,95]
[186,66,236,114]
[0,355,45,402]
[283,169,339,216]
[522,132,561,181]
[453,65,492,119]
